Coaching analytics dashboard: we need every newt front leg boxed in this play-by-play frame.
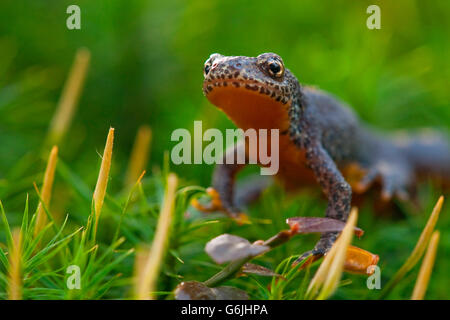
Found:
[211,144,246,218]
[298,141,352,261]
[193,142,249,221]
[195,142,271,222]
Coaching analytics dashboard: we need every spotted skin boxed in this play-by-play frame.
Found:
[202,52,450,260]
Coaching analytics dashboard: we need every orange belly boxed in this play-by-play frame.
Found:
[274,134,366,192]
[206,84,365,192]
[274,134,317,190]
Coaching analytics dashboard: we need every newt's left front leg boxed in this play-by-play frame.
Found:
[298,142,352,262]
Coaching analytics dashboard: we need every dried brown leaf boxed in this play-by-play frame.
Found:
[242,263,282,278]
[286,217,364,237]
[175,281,248,300]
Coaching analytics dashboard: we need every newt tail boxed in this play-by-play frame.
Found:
[394,131,450,185]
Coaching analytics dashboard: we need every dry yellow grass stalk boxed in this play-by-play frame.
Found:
[136,170,146,185]
[133,246,150,296]
[318,209,358,299]
[125,125,152,188]
[411,230,440,300]
[135,173,178,300]
[405,196,442,264]
[47,48,91,144]
[93,128,114,234]
[34,146,58,237]
[381,196,443,298]
[409,196,443,265]
[8,228,23,300]
[307,208,358,300]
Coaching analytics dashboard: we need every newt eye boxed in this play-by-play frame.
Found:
[267,58,284,78]
[204,53,224,77]
[204,64,211,76]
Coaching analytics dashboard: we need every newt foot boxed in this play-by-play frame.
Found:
[191,187,249,224]
[354,162,412,202]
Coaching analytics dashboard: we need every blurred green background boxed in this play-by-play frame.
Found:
[0,0,449,298]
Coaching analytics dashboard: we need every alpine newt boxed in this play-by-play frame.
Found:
[201,52,450,261]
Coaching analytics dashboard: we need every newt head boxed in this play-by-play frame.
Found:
[202,53,299,130]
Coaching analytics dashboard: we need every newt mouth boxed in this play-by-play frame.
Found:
[203,79,291,130]
[203,78,290,105]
